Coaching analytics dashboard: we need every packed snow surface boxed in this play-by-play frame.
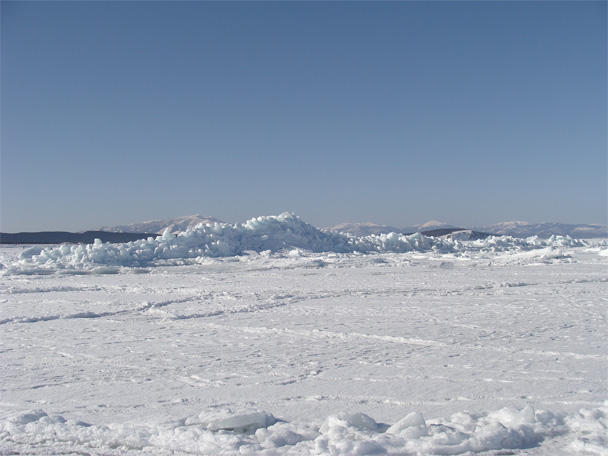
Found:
[0,213,606,455]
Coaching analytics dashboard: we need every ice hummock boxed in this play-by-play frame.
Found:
[1,404,606,455]
[7,212,592,273]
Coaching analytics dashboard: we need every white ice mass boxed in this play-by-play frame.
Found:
[1,213,606,455]
[7,212,590,274]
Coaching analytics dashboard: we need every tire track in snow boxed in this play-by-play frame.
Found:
[2,285,104,295]
[150,293,335,321]
[202,323,447,348]
[0,296,203,325]
[0,310,130,325]
[0,292,315,326]
[170,301,292,320]
[199,323,603,361]
[453,342,603,360]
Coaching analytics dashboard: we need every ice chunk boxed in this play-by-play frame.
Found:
[1,405,607,455]
[256,425,308,447]
[488,405,536,427]
[320,412,379,434]
[18,246,44,260]
[6,410,48,424]
[385,411,427,437]
[160,228,174,241]
[521,405,536,424]
[201,409,276,433]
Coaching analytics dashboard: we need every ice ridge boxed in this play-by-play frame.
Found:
[11,212,589,271]
[1,404,606,455]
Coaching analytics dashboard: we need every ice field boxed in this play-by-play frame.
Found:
[0,214,606,455]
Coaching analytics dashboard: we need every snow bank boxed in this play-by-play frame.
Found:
[1,404,606,455]
[6,213,591,273]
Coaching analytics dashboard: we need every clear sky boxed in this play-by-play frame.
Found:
[1,1,606,232]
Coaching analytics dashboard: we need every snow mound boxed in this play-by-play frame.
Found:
[1,404,606,455]
[5,213,592,273]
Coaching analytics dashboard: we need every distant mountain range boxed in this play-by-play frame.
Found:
[0,215,223,245]
[98,215,224,234]
[99,216,608,239]
[0,231,158,245]
[325,220,607,239]
[473,221,607,239]
[329,220,459,236]
[2,215,605,245]
[327,222,403,237]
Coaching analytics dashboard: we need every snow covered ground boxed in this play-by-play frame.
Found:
[0,214,606,455]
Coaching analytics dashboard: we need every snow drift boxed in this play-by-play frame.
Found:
[7,213,592,273]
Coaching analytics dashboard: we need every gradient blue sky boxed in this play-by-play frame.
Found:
[2,1,606,232]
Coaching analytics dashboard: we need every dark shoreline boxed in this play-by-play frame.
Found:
[0,231,158,245]
[0,228,495,245]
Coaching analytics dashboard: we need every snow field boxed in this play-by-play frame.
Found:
[0,214,607,455]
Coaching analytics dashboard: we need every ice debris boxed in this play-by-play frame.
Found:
[7,212,591,273]
[1,404,606,455]
[187,409,276,433]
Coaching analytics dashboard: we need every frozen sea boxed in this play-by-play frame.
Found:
[0,215,606,455]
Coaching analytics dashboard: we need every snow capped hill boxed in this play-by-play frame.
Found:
[486,221,531,231]
[98,215,224,234]
[400,221,458,235]
[416,220,456,231]
[330,219,607,239]
[325,222,402,236]
[326,220,457,236]
[442,230,493,241]
[475,222,607,239]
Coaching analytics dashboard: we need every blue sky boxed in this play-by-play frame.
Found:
[2,1,606,232]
